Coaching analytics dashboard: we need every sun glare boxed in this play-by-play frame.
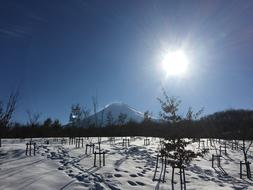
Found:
[162,50,189,77]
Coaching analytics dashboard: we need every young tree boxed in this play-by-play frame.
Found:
[157,88,203,189]
[241,140,253,179]
[157,88,181,124]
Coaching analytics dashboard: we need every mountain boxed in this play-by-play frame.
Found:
[83,102,156,127]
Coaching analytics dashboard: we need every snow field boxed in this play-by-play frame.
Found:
[0,137,253,190]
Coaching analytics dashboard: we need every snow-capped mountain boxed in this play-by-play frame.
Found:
[84,102,155,127]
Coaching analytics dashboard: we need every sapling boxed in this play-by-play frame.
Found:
[157,88,204,189]
[241,140,252,179]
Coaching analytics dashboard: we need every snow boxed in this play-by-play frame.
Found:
[86,102,155,126]
[0,138,253,190]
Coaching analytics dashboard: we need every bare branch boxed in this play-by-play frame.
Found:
[27,110,40,126]
[0,91,19,127]
[246,140,253,154]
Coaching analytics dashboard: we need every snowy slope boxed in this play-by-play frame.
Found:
[1,138,253,190]
[85,102,156,127]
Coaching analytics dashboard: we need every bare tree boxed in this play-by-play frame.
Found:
[241,140,253,179]
[0,91,19,127]
[186,106,204,121]
[0,91,18,147]
[26,110,40,127]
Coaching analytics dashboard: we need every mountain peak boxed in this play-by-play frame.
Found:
[104,102,128,109]
[85,102,145,127]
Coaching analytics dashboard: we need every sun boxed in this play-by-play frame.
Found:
[162,50,189,77]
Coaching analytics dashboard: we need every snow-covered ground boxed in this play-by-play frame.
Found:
[0,137,253,190]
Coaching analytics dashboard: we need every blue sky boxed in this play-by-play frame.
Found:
[1,0,253,124]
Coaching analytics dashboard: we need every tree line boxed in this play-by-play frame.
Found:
[0,90,253,139]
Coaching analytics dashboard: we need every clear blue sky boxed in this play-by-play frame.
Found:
[1,0,253,124]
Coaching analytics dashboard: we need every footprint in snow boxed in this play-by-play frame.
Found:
[198,175,210,181]
[127,181,137,186]
[114,174,122,178]
[129,174,138,177]
[76,175,86,181]
[58,166,64,170]
[104,173,113,178]
[204,169,213,176]
[136,181,145,186]
[107,184,121,190]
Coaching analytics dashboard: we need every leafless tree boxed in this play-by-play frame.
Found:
[26,110,40,127]
[0,91,19,147]
[186,106,204,121]
[0,91,19,127]
[241,140,253,179]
